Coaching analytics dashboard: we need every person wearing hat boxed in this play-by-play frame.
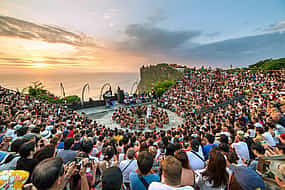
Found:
[40,129,52,139]
[231,131,250,161]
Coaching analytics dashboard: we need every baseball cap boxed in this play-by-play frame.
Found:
[280,133,285,141]
[102,167,122,190]
[40,130,51,139]
[229,166,265,190]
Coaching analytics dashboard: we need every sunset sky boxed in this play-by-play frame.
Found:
[0,0,285,73]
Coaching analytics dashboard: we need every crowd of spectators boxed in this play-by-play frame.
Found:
[123,94,152,106]
[112,106,169,130]
[0,68,284,190]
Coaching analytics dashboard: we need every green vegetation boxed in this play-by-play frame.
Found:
[22,81,80,104]
[154,80,176,96]
[249,58,285,70]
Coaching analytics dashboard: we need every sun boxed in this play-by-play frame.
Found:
[32,63,48,68]
[31,58,48,68]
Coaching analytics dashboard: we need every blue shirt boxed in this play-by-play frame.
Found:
[57,142,64,149]
[130,172,160,190]
[203,144,217,160]
[0,151,9,163]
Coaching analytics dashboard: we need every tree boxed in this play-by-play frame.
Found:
[24,81,47,96]
[22,81,81,104]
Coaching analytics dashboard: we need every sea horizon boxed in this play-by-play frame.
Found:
[0,71,139,100]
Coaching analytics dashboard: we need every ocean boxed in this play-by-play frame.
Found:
[0,72,139,100]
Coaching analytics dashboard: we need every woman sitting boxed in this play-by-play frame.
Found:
[195,148,228,190]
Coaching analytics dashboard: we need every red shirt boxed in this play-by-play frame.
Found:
[67,130,74,138]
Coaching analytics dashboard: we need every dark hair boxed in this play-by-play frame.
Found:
[139,142,148,152]
[255,127,264,134]
[102,167,123,190]
[220,135,229,144]
[276,143,285,153]
[31,127,41,134]
[175,150,191,169]
[34,144,55,162]
[16,127,28,137]
[81,140,93,154]
[104,146,115,161]
[205,134,215,144]
[191,139,200,152]
[226,150,239,164]
[99,135,104,142]
[32,157,64,190]
[74,134,81,141]
[251,143,265,155]
[166,143,175,156]
[218,143,230,153]
[202,149,228,187]
[19,140,35,158]
[137,151,153,175]
[10,138,29,153]
[64,137,74,150]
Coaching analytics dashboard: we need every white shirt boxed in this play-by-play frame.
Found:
[5,129,16,139]
[263,132,276,147]
[149,182,194,190]
[119,159,138,183]
[248,129,256,138]
[254,122,263,128]
[231,141,250,160]
[186,149,205,170]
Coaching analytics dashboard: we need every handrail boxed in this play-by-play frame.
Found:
[196,95,246,114]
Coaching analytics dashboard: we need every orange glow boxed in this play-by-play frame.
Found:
[0,36,147,73]
[32,63,48,68]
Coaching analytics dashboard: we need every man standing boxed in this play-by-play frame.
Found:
[119,148,138,188]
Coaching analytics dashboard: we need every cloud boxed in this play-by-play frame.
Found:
[146,9,167,25]
[262,21,285,32]
[115,20,285,68]
[0,15,97,47]
[117,24,201,55]
[176,31,285,67]
[205,32,220,37]
[0,56,81,65]
[103,9,120,20]
[271,20,285,31]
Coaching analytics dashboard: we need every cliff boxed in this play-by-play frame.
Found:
[138,63,184,93]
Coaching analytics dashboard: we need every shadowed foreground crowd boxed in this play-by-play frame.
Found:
[0,68,285,190]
